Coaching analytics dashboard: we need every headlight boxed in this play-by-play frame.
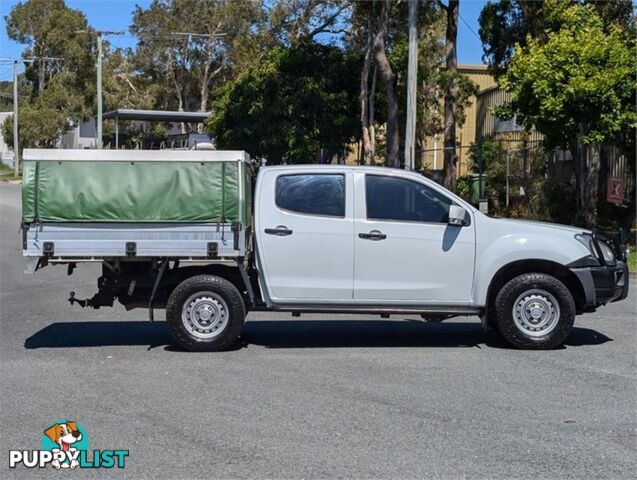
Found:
[596,240,616,265]
[575,233,596,256]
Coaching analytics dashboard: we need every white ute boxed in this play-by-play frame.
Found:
[23,152,630,351]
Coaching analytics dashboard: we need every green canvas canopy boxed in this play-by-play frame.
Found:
[21,149,251,224]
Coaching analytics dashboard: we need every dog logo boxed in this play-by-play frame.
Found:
[43,421,85,469]
[9,420,128,469]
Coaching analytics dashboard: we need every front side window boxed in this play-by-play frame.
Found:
[365,175,452,223]
[275,174,345,217]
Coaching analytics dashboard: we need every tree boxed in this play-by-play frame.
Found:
[385,1,476,171]
[3,0,96,151]
[267,0,352,46]
[2,75,77,148]
[206,42,360,164]
[440,0,459,190]
[130,0,262,119]
[352,0,475,169]
[372,0,400,168]
[356,2,377,165]
[6,0,94,97]
[352,0,400,167]
[479,0,634,78]
[496,0,636,227]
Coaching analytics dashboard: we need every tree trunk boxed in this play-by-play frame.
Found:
[360,23,373,165]
[369,65,377,163]
[373,0,400,168]
[38,58,45,96]
[442,0,458,191]
[417,135,426,171]
[572,126,600,228]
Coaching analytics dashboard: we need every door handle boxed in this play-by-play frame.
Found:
[265,225,293,236]
[358,230,387,241]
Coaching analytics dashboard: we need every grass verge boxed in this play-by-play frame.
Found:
[628,250,636,272]
[0,162,21,181]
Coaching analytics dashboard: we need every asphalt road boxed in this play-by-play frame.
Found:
[1,181,635,479]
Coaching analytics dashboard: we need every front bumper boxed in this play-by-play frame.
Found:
[570,261,629,308]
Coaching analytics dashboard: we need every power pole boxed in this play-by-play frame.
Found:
[77,30,124,148]
[96,31,124,149]
[13,60,18,177]
[404,0,418,170]
[96,33,103,149]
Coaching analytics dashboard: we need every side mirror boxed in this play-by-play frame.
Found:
[448,205,467,226]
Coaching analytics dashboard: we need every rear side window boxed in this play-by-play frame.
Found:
[275,174,345,217]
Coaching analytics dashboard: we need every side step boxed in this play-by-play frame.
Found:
[265,304,482,316]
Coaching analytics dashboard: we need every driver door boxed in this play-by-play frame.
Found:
[353,173,475,304]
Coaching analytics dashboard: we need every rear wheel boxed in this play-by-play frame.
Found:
[494,273,575,349]
[166,275,245,351]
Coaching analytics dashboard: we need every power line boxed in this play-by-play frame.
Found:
[0,56,64,62]
[170,32,227,38]
[458,12,481,42]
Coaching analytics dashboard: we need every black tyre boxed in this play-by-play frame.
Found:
[494,273,575,349]
[166,275,246,352]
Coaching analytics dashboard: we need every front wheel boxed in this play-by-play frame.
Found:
[166,275,246,351]
[494,273,575,349]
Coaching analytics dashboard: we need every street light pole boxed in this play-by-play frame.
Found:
[404,0,418,170]
[12,60,19,177]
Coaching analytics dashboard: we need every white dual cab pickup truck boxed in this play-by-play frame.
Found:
[22,150,629,351]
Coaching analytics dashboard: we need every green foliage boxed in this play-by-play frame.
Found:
[479,0,635,78]
[455,175,472,201]
[6,0,95,103]
[3,0,96,149]
[479,0,540,77]
[206,42,360,164]
[102,48,158,111]
[496,0,636,149]
[468,136,508,174]
[130,0,273,112]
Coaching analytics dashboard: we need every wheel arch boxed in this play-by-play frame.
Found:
[161,264,254,309]
[484,259,586,325]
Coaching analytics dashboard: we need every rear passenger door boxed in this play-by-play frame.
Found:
[256,170,355,302]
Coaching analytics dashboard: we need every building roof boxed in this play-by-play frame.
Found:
[102,109,210,122]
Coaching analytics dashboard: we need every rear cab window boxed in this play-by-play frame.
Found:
[275,174,345,217]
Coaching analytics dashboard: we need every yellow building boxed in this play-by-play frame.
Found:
[421,64,497,175]
[347,64,525,174]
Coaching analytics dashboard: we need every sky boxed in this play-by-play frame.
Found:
[0,0,488,82]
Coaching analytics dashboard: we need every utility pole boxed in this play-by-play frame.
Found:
[77,30,124,148]
[13,61,18,177]
[96,33,103,149]
[96,31,124,148]
[404,0,418,170]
